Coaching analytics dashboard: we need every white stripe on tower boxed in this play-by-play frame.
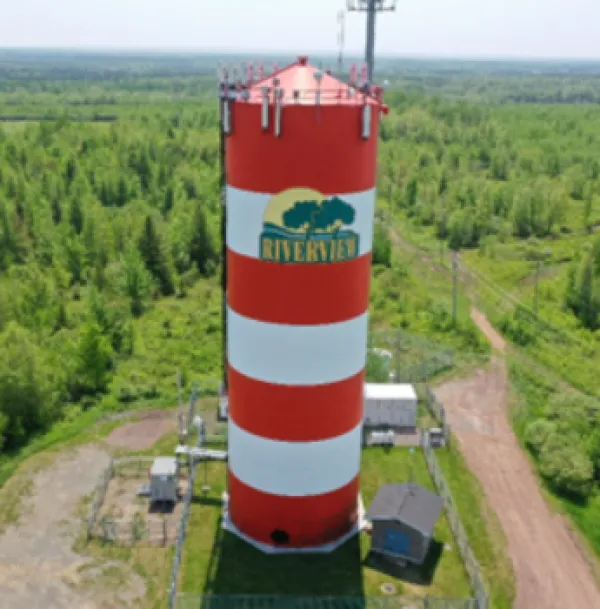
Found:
[228,420,362,497]
[227,307,368,386]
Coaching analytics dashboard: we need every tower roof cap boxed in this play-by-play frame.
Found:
[243,56,388,110]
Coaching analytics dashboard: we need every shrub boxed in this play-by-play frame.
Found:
[524,419,557,455]
[538,435,594,500]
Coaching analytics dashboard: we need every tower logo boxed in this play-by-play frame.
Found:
[259,188,359,264]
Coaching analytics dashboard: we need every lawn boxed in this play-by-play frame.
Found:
[435,444,515,609]
[0,394,512,609]
[180,446,471,601]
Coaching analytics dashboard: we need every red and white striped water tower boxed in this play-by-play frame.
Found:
[219,56,387,550]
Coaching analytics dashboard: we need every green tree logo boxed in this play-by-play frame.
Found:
[282,197,355,237]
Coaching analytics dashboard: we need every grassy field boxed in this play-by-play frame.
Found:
[0,392,514,609]
[180,446,471,600]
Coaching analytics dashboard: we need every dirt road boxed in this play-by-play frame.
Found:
[0,446,145,609]
[435,309,600,609]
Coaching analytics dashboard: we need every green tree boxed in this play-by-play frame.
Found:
[137,215,175,295]
[583,196,594,234]
[405,178,418,207]
[69,197,84,234]
[189,203,216,275]
[118,247,154,317]
[0,322,60,448]
[577,256,597,330]
[372,224,392,267]
[538,435,594,500]
[76,322,114,397]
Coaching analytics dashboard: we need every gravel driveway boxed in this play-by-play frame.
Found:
[435,309,600,609]
[0,446,145,609]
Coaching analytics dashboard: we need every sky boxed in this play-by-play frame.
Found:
[1,0,599,60]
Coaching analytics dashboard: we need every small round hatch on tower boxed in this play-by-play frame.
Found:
[298,56,309,66]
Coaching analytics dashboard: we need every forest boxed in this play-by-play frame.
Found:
[0,102,223,450]
[2,52,600,551]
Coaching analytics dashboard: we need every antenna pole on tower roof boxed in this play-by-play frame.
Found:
[347,0,397,83]
[337,10,345,76]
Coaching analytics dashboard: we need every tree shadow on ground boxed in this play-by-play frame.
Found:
[201,519,366,606]
[364,540,444,587]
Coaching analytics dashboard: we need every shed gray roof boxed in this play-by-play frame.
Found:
[365,483,444,536]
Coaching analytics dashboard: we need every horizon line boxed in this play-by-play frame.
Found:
[2,46,600,63]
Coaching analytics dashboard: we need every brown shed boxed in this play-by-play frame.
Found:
[365,483,444,565]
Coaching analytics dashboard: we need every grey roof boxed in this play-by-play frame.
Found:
[363,395,416,426]
[151,457,177,476]
[365,483,444,536]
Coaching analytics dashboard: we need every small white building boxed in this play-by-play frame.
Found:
[150,457,179,503]
[364,383,418,429]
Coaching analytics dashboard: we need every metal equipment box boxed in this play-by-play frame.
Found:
[150,457,179,503]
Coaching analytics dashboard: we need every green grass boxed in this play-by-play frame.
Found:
[435,444,516,609]
[0,397,508,609]
[181,447,471,600]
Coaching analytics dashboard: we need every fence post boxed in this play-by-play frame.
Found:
[163,516,168,547]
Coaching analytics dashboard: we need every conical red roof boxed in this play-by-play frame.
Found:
[244,56,387,109]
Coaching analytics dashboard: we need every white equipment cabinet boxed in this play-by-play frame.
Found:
[364,383,418,429]
[150,457,179,503]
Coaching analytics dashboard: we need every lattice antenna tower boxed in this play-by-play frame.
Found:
[347,0,397,82]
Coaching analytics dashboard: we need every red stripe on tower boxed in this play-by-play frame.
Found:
[224,56,387,549]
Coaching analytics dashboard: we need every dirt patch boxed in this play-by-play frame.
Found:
[435,311,600,609]
[470,306,506,353]
[0,446,145,609]
[105,410,176,450]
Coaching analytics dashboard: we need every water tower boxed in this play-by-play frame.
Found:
[220,56,387,550]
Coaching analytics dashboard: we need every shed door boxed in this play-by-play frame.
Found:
[383,527,409,556]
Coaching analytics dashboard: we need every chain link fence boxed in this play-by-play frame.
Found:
[421,438,488,609]
[86,456,185,547]
[95,514,173,546]
[169,462,199,609]
[173,594,479,609]
[422,386,451,447]
[86,457,114,539]
[367,331,454,384]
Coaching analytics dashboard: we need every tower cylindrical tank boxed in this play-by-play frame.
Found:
[224,56,387,549]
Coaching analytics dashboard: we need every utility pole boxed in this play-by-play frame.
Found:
[347,0,398,82]
[534,260,542,316]
[452,252,458,324]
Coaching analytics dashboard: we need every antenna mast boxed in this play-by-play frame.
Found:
[337,10,345,76]
[347,0,397,82]
[217,63,230,394]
